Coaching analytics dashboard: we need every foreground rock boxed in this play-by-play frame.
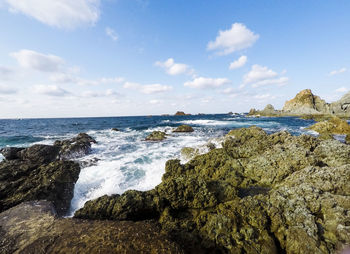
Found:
[0,201,184,254]
[307,116,350,135]
[76,127,350,253]
[173,125,194,132]
[145,131,167,141]
[0,133,96,215]
[249,89,350,117]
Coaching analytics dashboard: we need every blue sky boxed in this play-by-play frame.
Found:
[0,0,349,118]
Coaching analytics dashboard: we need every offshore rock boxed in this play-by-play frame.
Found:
[145,131,167,141]
[0,201,184,254]
[307,116,350,135]
[173,125,194,133]
[0,133,95,215]
[75,127,350,253]
[174,111,190,116]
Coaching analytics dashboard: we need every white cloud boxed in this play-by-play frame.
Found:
[33,85,69,96]
[0,84,16,94]
[50,73,124,86]
[155,58,193,76]
[329,67,347,76]
[11,49,64,72]
[149,99,161,105]
[229,55,247,70]
[184,77,230,89]
[4,0,100,29]
[81,89,119,98]
[207,23,259,55]
[241,64,288,88]
[252,77,289,88]
[105,27,118,41]
[0,66,13,80]
[123,82,172,94]
[335,87,349,93]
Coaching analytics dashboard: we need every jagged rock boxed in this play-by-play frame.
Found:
[307,116,350,135]
[330,91,350,115]
[173,125,194,133]
[180,147,199,161]
[0,147,24,160]
[0,160,80,215]
[54,133,96,160]
[0,201,184,254]
[0,133,95,215]
[283,89,329,115]
[145,131,167,141]
[75,127,350,253]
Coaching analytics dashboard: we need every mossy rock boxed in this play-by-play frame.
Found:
[173,125,194,133]
[346,134,350,144]
[307,116,350,135]
[145,131,167,141]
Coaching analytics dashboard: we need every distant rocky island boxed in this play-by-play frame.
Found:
[249,89,350,117]
[0,90,350,253]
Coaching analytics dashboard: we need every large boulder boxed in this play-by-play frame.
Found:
[75,127,350,253]
[0,201,184,254]
[173,125,194,133]
[330,91,350,116]
[0,147,24,160]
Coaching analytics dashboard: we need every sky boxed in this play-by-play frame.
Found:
[0,0,349,118]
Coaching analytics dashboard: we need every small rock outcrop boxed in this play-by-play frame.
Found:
[0,201,184,254]
[307,116,350,135]
[174,111,190,116]
[0,133,96,215]
[111,128,120,131]
[145,131,167,141]
[173,125,194,133]
[75,127,350,253]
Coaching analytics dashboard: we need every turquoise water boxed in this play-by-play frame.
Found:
[0,114,317,214]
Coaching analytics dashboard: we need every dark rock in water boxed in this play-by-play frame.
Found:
[54,132,96,160]
[111,128,120,131]
[0,147,24,160]
[76,127,350,253]
[145,131,167,141]
[0,201,184,254]
[173,125,194,133]
[0,133,95,215]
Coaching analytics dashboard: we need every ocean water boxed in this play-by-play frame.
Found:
[0,114,319,214]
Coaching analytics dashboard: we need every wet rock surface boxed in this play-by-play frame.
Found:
[0,201,184,254]
[173,125,194,133]
[76,127,350,253]
[0,133,96,215]
[146,131,167,141]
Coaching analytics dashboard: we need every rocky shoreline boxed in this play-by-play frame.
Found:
[0,96,350,253]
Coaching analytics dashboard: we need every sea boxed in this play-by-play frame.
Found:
[0,114,338,215]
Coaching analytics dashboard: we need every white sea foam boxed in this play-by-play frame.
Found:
[175,119,232,126]
[68,126,219,215]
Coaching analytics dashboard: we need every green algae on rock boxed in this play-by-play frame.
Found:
[145,131,167,141]
[307,116,350,135]
[173,125,194,132]
[75,126,350,253]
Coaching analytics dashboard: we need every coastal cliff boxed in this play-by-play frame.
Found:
[250,89,350,117]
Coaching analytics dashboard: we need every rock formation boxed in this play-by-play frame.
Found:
[174,111,191,116]
[249,89,350,117]
[307,116,350,135]
[173,125,194,132]
[0,133,96,215]
[145,131,167,141]
[75,127,350,253]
